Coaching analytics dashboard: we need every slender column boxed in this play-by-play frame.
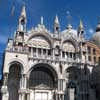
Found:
[62,95,64,100]
[19,94,21,100]
[22,94,25,100]
[36,48,38,57]
[68,52,70,61]
[20,76,22,89]
[60,50,62,59]
[46,49,48,58]
[31,48,33,57]
[23,74,27,89]
[65,52,67,59]
[72,53,74,61]
[1,73,9,100]
[3,73,8,86]
[68,88,75,100]
[56,94,58,100]
[53,49,55,59]
[20,74,24,89]
[41,48,43,56]
[30,48,32,57]
[27,93,30,100]
[58,80,60,91]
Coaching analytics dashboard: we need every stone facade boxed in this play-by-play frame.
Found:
[1,6,100,100]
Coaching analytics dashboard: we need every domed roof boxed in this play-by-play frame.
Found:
[92,23,100,47]
[96,23,100,32]
[92,32,100,46]
[61,24,77,38]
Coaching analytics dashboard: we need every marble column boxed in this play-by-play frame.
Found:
[22,94,25,100]
[31,48,33,57]
[30,48,32,57]
[1,73,9,100]
[68,88,75,100]
[23,74,27,89]
[3,73,8,86]
[36,48,38,57]
[53,49,55,60]
[19,94,22,100]
[41,48,43,57]
[27,93,30,100]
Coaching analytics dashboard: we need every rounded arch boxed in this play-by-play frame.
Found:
[28,63,58,89]
[28,63,58,80]
[62,39,78,52]
[8,58,25,73]
[27,32,53,48]
[8,61,24,73]
[8,61,23,100]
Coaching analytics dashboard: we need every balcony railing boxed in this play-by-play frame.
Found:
[28,53,78,63]
[6,47,29,53]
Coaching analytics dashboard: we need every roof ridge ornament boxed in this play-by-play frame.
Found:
[67,24,72,30]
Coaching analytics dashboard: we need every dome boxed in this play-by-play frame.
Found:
[92,32,100,46]
[61,24,77,38]
[96,23,100,32]
[92,23,100,47]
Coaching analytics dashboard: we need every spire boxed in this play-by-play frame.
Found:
[54,15,60,33]
[78,19,84,32]
[20,5,26,18]
[78,19,84,37]
[54,15,59,25]
[79,19,84,29]
[18,4,27,32]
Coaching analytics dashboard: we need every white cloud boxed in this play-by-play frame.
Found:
[88,28,94,34]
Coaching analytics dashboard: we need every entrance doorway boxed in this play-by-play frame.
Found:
[35,92,48,100]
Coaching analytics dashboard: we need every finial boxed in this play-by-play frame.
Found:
[41,16,43,25]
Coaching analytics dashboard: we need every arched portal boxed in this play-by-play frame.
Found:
[29,63,58,89]
[28,63,58,100]
[8,62,23,100]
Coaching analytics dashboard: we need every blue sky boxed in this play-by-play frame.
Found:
[0,0,100,78]
[0,0,100,51]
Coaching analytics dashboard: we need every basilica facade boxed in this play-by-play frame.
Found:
[1,6,100,100]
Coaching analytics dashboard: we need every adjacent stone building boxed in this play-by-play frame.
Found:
[1,6,100,100]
